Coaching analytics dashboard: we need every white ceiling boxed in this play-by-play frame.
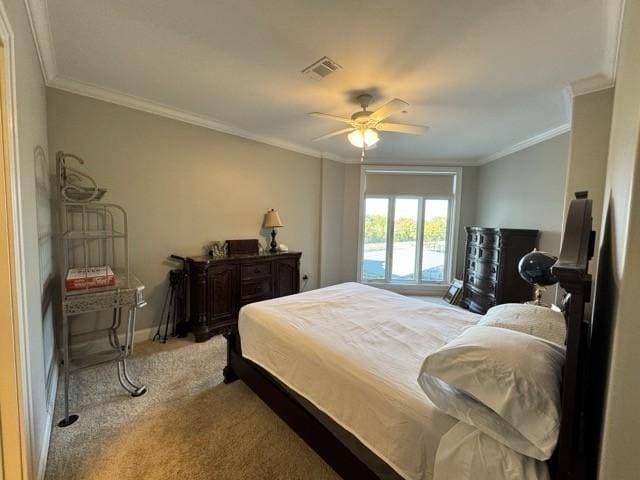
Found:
[34,0,618,164]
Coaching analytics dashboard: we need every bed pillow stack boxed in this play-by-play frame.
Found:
[417,321,565,461]
[477,303,567,345]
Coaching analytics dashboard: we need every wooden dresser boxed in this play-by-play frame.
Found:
[461,227,538,314]
[186,251,301,342]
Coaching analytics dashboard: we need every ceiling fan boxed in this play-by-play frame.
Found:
[310,94,429,159]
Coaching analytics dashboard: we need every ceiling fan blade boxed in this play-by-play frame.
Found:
[370,98,409,122]
[309,112,354,124]
[312,127,354,142]
[376,122,429,135]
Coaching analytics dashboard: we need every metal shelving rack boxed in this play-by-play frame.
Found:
[56,151,147,427]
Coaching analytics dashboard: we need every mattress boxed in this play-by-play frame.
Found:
[238,282,481,480]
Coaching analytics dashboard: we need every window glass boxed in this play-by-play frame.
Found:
[391,198,419,281]
[422,199,450,282]
[362,198,389,281]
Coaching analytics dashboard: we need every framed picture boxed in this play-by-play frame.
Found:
[443,278,464,305]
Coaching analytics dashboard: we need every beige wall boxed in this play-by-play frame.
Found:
[341,164,360,282]
[320,158,345,287]
[475,134,569,303]
[47,89,322,335]
[564,87,614,280]
[476,133,570,256]
[596,0,640,476]
[456,166,478,277]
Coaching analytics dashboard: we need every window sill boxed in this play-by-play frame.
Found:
[362,281,450,296]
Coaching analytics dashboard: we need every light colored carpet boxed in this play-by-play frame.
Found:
[45,335,340,480]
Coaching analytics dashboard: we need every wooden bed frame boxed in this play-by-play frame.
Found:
[223,193,606,480]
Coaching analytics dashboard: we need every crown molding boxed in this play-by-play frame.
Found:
[48,75,343,162]
[24,0,56,82]
[477,123,571,165]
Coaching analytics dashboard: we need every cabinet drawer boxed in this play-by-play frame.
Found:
[240,278,272,300]
[241,262,272,280]
[465,270,497,295]
[467,245,500,264]
[463,286,496,314]
[468,231,500,247]
[466,258,498,278]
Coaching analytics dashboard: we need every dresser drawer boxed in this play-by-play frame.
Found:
[466,258,498,278]
[240,262,272,280]
[467,245,500,264]
[240,277,272,300]
[467,231,500,248]
[463,286,496,314]
[465,270,497,295]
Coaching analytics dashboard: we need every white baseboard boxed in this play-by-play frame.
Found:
[36,361,58,480]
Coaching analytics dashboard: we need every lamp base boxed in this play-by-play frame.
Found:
[269,229,278,253]
[524,285,553,308]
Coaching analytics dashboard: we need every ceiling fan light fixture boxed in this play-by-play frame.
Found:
[348,128,379,148]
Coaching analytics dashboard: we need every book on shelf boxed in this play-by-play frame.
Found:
[65,266,116,291]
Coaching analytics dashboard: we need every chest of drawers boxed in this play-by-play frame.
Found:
[186,252,301,342]
[461,227,538,314]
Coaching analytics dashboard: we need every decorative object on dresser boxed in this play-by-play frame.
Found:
[263,209,284,253]
[227,239,259,256]
[518,249,559,306]
[207,240,227,258]
[461,227,539,314]
[186,251,301,342]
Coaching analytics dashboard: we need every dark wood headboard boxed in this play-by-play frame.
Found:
[551,192,599,480]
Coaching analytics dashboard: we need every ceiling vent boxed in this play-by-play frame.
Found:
[302,56,342,80]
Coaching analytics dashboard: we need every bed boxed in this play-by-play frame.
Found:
[222,194,606,480]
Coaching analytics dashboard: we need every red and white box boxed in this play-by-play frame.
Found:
[65,266,116,291]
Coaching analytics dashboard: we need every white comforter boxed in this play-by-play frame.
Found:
[238,283,547,480]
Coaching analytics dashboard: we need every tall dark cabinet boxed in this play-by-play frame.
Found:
[186,252,301,342]
[461,227,538,314]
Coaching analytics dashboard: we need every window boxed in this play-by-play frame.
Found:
[359,167,460,288]
[362,198,389,281]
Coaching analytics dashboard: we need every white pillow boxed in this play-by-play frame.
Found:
[478,303,566,346]
[417,325,565,461]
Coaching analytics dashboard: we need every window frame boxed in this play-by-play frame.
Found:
[357,165,463,294]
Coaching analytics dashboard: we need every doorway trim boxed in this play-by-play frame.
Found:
[0,1,34,479]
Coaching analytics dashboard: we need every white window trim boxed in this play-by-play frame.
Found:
[357,165,463,295]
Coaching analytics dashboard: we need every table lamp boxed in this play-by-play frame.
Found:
[518,249,558,306]
[264,209,284,253]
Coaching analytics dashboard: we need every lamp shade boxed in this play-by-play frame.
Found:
[263,209,283,228]
[518,250,558,286]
